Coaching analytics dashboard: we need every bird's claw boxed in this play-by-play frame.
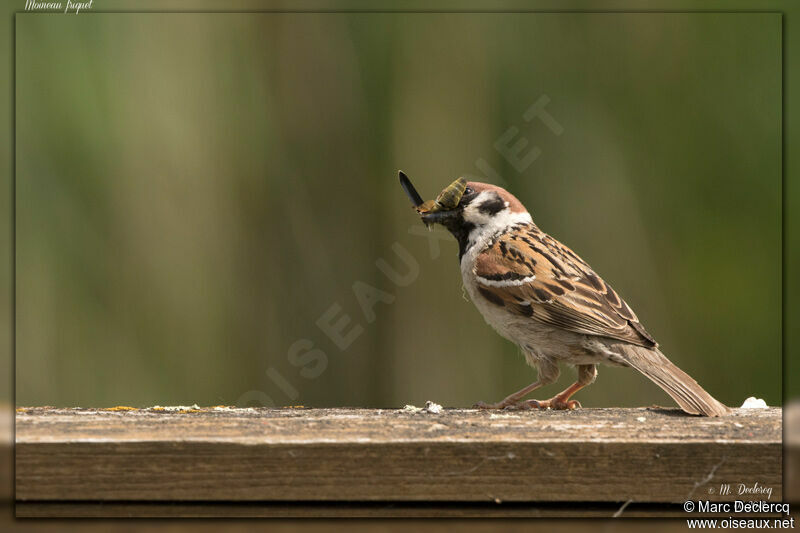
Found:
[554,399,581,410]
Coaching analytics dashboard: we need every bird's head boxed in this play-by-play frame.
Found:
[399,172,532,256]
[422,180,528,227]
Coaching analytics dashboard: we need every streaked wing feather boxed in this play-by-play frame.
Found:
[474,227,657,347]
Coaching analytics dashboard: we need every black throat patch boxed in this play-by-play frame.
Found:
[438,211,475,260]
[452,222,476,260]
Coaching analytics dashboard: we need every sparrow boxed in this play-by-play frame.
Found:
[399,172,729,417]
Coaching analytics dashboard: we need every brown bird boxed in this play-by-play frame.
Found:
[400,172,729,416]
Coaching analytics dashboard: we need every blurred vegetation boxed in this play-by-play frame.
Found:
[13,12,780,409]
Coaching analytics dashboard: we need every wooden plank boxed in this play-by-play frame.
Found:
[8,502,716,531]
[16,407,781,507]
[11,501,743,519]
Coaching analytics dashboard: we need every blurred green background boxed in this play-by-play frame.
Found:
[14,12,780,408]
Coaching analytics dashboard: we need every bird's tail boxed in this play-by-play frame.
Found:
[618,345,730,417]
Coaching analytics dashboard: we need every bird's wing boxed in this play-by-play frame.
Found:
[473,226,657,348]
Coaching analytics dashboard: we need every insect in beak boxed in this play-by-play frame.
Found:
[398,171,424,208]
[398,171,466,228]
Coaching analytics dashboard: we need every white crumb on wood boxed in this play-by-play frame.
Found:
[740,397,767,409]
[425,401,443,414]
[403,401,442,414]
[636,416,646,422]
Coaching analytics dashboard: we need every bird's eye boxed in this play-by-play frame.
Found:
[464,187,474,195]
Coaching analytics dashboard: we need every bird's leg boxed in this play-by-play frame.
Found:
[474,358,559,409]
[473,380,546,409]
[515,364,597,411]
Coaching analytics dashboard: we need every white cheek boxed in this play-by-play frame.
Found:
[463,193,531,232]
[463,192,506,226]
[461,193,533,261]
[462,202,493,226]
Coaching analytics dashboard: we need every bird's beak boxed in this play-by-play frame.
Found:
[398,172,465,227]
[419,208,459,225]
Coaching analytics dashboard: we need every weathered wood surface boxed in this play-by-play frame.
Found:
[15,406,781,517]
[10,501,747,519]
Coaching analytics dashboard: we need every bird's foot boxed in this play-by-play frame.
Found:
[502,398,581,411]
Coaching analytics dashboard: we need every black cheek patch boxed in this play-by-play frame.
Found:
[478,195,506,216]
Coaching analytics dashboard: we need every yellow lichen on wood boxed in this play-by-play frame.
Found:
[104,406,138,411]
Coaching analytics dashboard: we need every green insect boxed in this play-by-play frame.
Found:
[398,171,466,214]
